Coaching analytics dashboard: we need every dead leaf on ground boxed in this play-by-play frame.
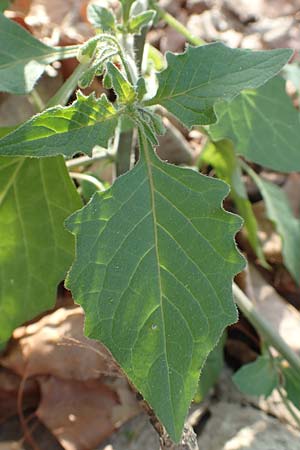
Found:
[36,376,139,450]
[0,368,39,423]
[1,307,121,380]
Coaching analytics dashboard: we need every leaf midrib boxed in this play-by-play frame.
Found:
[0,46,78,71]
[141,132,175,430]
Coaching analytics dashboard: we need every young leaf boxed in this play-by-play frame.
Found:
[0,156,81,345]
[106,62,136,104]
[65,132,245,442]
[233,355,279,397]
[128,10,156,34]
[210,77,300,172]
[145,43,292,128]
[0,93,118,158]
[87,4,116,32]
[247,168,300,284]
[78,66,99,89]
[201,140,268,267]
[0,14,78,94]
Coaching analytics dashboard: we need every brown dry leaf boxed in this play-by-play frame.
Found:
[246,265,300,354]
[0,368,39,423]
[1,307,121,380]
[36,376,140,450]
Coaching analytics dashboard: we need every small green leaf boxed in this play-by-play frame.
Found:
[201,140,268,267]
[246,168,300,284]
[136,77,147,100]
[146,43,292,128]
[0,156,82,345]
[77,36,99,64]
[128,10,156,34]
[282,366,300,410]
[233,355,279,397]
[0,14,78,94]
[87,4,116,32]
[0,93,118,158]
[106,62,136,104]
[210,77,300,172]
[78,66,98,89]
[66,131,245,441]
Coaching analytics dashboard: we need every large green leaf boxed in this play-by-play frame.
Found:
[233,355,279,397]
[65,132,245,441]
[210,77,300,172]
[0,13,79,94]
[145,43,292,128]
[247,167,300,284]
[0,156,81,345]
[0,93,118,158]
[201,140,267,267]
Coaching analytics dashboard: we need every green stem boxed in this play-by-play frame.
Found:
[46,63,89,108]
[29,89,45,112]
[116,125,134,176]
[69,171,105,191]
[150,1,205,46]
[115,2,149,177]
[66,149,115,169]
[233,283,300,374]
